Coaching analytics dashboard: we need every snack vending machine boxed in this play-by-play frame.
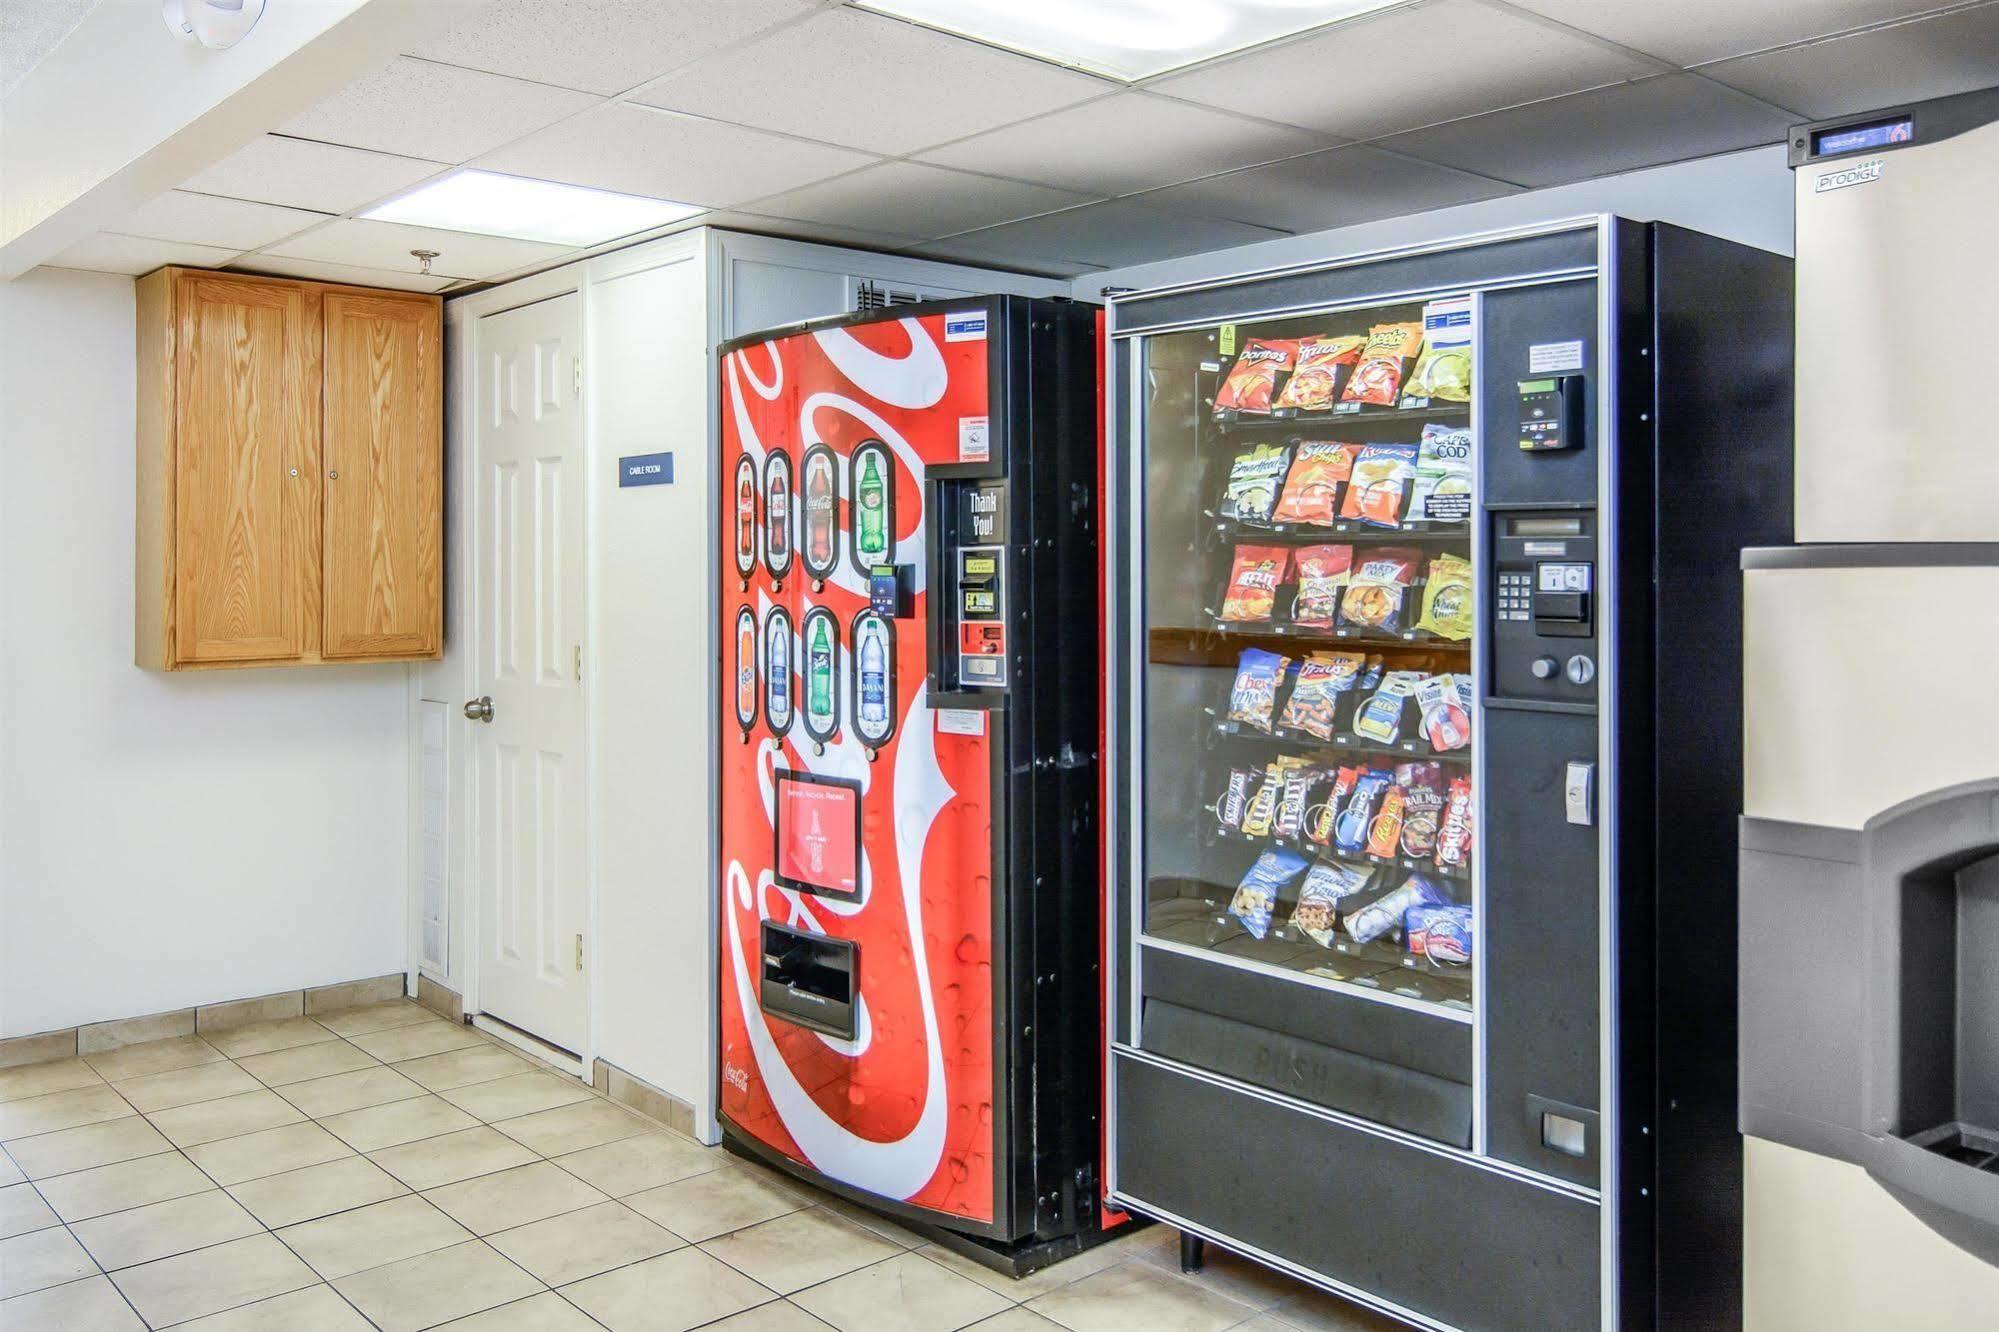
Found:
[716,297,1113,1267]
[1104,217,1792,1329]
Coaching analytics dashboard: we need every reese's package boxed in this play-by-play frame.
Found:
[1220,441,1293,523]
[1229,847,1309,940]
[1214,339,1296,417]
[1414,552,1473,641]
[1290,544,1353,627]
[1408,425,1473,524]
[1227,648,1289,732]
[1337,546,1424,633]
[1339,442,1419,527]
[1341,322,1424,407]
[1269,440,1358,526]
[1274,335,1366,411]
[1220,545,1291,622]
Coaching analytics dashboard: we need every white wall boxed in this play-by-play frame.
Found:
[1076,144,1796,300]
[0,267,412,1037]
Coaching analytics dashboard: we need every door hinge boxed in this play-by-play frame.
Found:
[574,644,582,682]
[574,933,584,972]
[573,357,582,396]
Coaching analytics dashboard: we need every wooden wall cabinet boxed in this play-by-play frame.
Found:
[136,267,442,669]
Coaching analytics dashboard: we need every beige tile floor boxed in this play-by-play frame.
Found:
[0,1002,1398,1331]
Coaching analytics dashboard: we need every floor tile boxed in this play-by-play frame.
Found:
[333,1239,542,1332]
[560,1246,775,1332]
[235,1040,379,1088]
[148,1089,306,1148]
[917,1228,1153,1303]
[110,1232,317,1327]
[203,1019,338,1059]
[280,1066,427,1118]
[440,1073,594,1124]
[112,1060,262,1112]
[549,1131,716,1199]
[0,1182,58,1239]
[0,1155,20,1188]
[964,1310,1065,1332]
[320,1095,480,1153]
[0,1059,103,1106]
[488,1200,683,1286]
[425,1161,609,1236]
[0,1226,99,1299]
[82,1036,226,1083]
[495,1101,650,1159]
[2,1117,171,1180]
[818,1195,927,1250]
[350,1021,487,1064]
[227,1155,408,1228]
[624,1164,808,1243]
[700,1208,901,1295]
[435,1289,604,1329]
[174,1281,375,1330]
[70,1189,260,1271]
[1134,1233,1307,1313]
[793,1250,1013,1332]
[0,1085,133,1141]
[397,1046,533,1093]
[278,1194,474,1281]
[187,1121,354,1186]
[1024,1260,1256,1332]
[0,1273,145,1329]
[369,1126,540,1191]
[1263,1283,1409,1332]
[36,1149,209,1222]
[701,1303,838,1332]
[79,1012,193,1056]
[315,1002,443,1039]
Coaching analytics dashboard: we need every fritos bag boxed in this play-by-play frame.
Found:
[1214,339,1296,417]
[1341,322,1423,407]
[1274,335,1365,411]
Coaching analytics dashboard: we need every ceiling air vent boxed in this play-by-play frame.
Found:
[855,281,926,312]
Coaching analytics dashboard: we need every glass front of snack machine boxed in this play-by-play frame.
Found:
[1138,296,1481,1041]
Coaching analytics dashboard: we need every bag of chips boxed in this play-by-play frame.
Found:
[1414,553,1473,640]
[1408,425,1473,524]
[1214,339,1296,417]
[1290,544,1353,626]
[1289,862,1373,947]
[1269,440,1358,525]
[1280,650,1365,738]
[1229,847,1309,939]
[1339,443,1419,527]
[1274,335,1366,411]
[1227,648,1289,732]
[1341,322,1424,407]
[1402,297,1474,405]
[1353,670,1423,744]
[1220,545,1290,622]
[1337,546,1423,632]
[1220,441,1293,523]
[1417,674,1472,752]
[1407,903,1474,966]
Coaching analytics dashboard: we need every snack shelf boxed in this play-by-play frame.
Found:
[1205,710,1471,766]
[1213,402,1471,433]
[1206,511,1471,543]
[1138,925,1474,1019]
[1199,616,1467,650]
[1204,821,1470,886]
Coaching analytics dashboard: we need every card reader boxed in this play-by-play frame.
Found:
[1518,375,1583,451]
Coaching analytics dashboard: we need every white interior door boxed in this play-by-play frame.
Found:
[472,293,588,1054]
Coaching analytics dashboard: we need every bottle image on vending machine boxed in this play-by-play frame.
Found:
[805,452,835,568]
[734,608,757,730]
[858,618,888,731]
[766,613,791,731]
[767,469,789,563]
[807,616,834,723]
[856,450,886,561]
[737,468,755,568]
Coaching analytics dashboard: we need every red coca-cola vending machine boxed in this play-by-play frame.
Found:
[716,297,1115,1269]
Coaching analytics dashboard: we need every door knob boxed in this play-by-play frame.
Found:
[463,696,494,723]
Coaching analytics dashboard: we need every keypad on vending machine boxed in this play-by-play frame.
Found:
[1497,571,1533,622]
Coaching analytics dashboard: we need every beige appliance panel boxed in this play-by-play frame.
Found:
[1744,564,1999,828]
[1795,116,1999,543]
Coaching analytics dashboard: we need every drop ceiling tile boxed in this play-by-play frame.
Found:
[263,219,573,281]
[229,256,456,294]
[47,234,242,276]
[117,191,328,252]
[631,6,1112,155]
[916,92,1336,194]
[1149,0,1660,139]
[183,137,446,214]
[930,197,1288,270]
[1507,0,1958,67]
[408,0,821,95]
[1378,74,1794,188]
[1700,4,1999,120]
[1145,144,1519,234]
[280,56,600,163]
[746,162,1092,242]
[2,0,98,96]
[478,103,876,209]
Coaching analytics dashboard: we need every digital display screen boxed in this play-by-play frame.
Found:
[1508,516,1585,538]
[1814,116,1913,157]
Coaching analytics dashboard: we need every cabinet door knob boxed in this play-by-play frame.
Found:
[328,469,339,480]
[463,696,494,723]
[289,467,299,477]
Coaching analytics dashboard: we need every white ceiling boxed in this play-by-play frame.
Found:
[33,0,1999,287]
[0,0,97,97]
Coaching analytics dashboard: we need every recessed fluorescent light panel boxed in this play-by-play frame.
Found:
[857,0,1408,81]
[362,170,703,247]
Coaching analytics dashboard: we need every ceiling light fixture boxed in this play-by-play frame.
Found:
[856,0,1409,81]
[361,170,704,248]
[162,0,267,50]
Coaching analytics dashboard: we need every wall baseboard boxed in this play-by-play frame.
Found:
[0,972,408,1068]
[415,974,463,1022]
[594,1058,698,1139]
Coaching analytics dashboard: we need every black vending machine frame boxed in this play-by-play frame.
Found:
[717,296,1113,1272]
[1103,216,1792,1329]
